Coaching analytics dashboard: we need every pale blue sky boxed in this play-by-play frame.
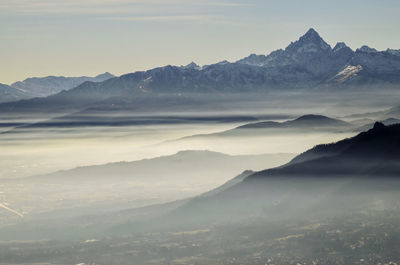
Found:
[1,0,399,84]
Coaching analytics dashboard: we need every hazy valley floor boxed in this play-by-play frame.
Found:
[1,104,400,265]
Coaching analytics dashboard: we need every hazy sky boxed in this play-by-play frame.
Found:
[1,0,399,84]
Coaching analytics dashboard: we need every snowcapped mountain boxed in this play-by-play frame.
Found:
[238,28,400,87]
[237,29,348,71]
[1,28,400,112]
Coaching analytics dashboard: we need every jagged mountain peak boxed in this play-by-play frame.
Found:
[357,45,378,53]
[236,29,334,68]
[2,28,400,110]
[182,62,201,70]
[286,28,331,52]
[302,28,321,39]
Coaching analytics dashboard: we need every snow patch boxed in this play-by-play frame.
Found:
[332,65,363,82]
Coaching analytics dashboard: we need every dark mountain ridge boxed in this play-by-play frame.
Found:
[285,122,400,167]
[161,122,400,226]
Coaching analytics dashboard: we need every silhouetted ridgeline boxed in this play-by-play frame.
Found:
[257,121,400,177]
[164,122,400,225]
[237,114,350,129]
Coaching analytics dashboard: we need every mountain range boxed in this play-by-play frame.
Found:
[238,29,400,88]
[1,28,400,112]
[0,72,114,103]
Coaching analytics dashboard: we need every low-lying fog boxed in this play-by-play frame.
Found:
[0,108,357,227]
[1,92,400,264]
[0,118,354,179]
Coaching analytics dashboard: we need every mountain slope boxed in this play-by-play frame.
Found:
[286,122,400,166]
[0,83,31,103]
[160,122,400,225]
